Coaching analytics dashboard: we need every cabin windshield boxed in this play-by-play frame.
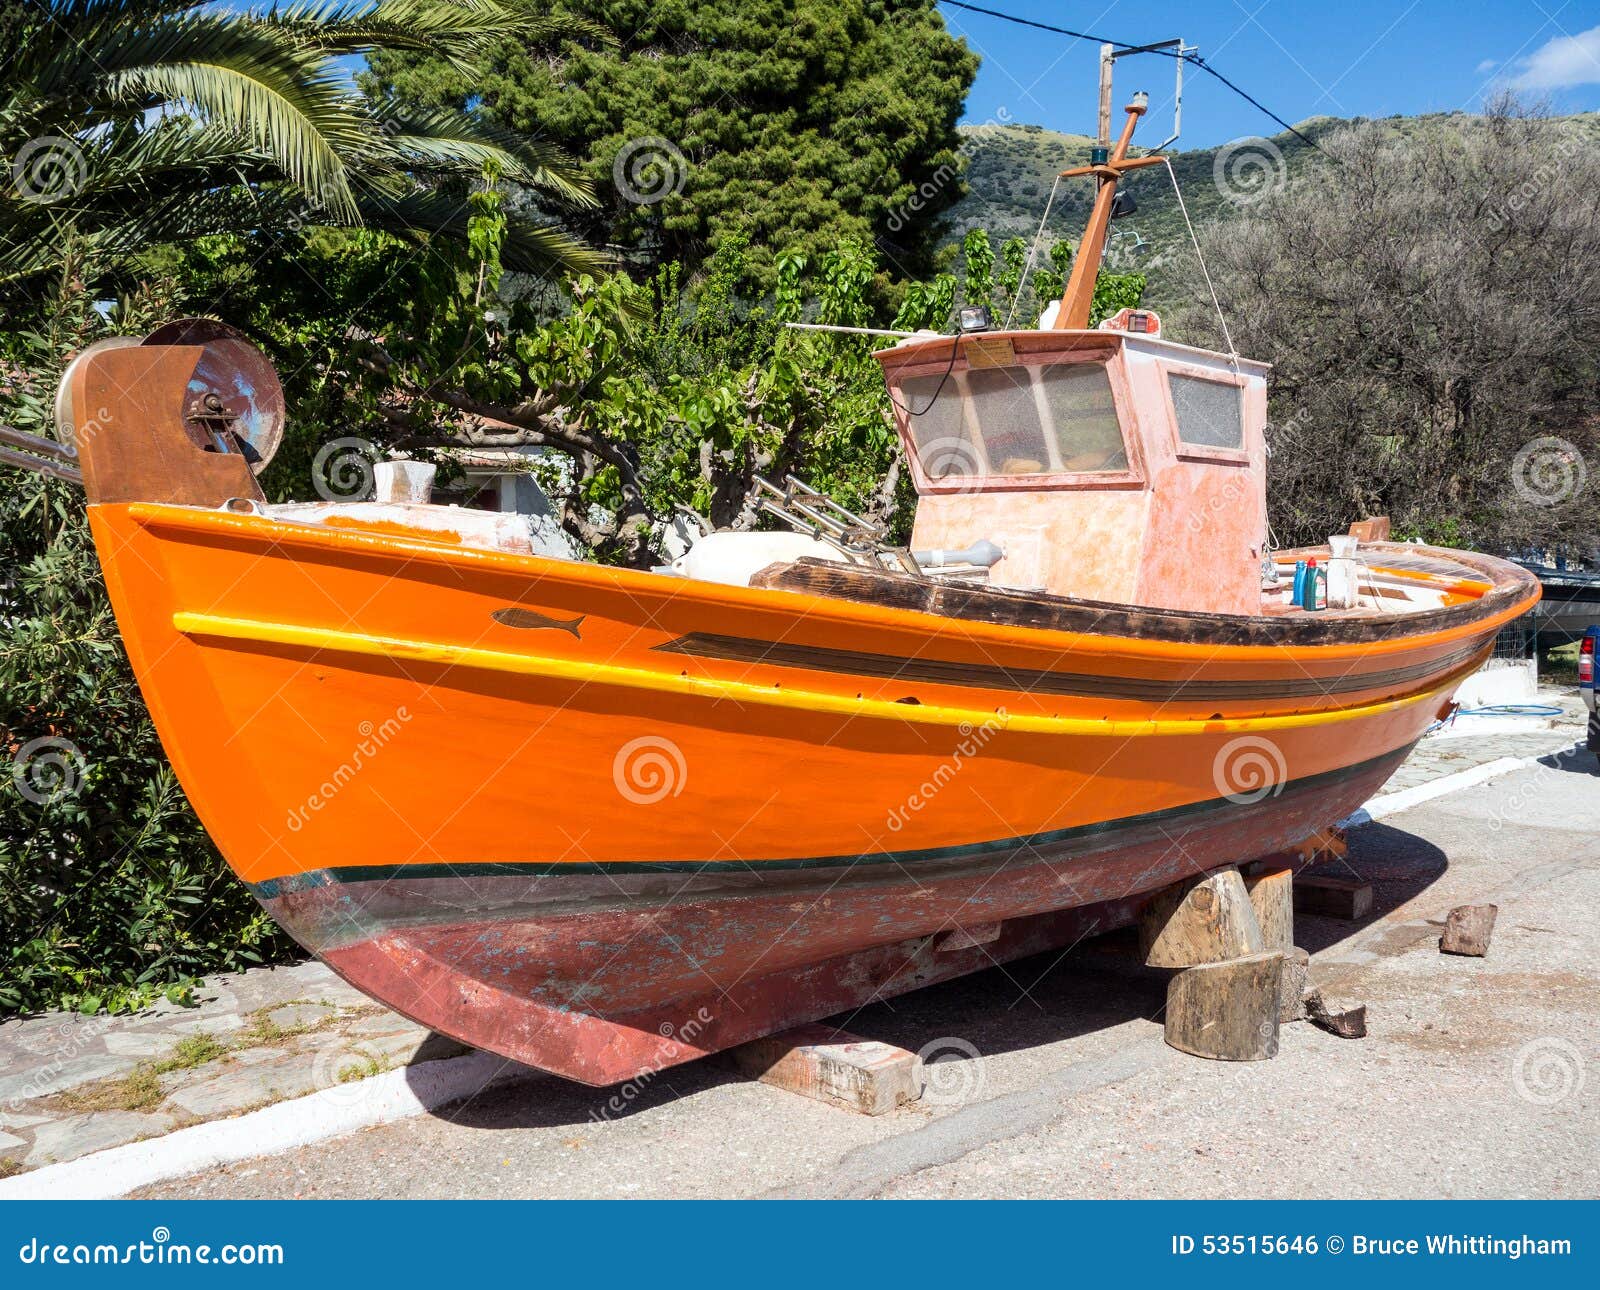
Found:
[901,358,1128,483]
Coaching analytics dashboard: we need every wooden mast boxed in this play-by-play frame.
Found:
[1053,94,1167,330]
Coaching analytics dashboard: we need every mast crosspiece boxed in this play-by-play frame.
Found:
[1053,95,1166,330]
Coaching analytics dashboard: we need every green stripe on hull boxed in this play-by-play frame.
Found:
[250,744,1409,899]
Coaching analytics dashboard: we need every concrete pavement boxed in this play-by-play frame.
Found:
[123,740,1600,1200]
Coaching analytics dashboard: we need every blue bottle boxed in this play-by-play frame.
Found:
[1292,560,1308,606]
[1299,558,1326,611]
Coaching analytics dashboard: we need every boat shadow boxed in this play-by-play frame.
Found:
[416,820,1450,1130]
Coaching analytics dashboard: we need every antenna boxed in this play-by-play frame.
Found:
[1104,39,1194,150]
[1055,38,1192,330]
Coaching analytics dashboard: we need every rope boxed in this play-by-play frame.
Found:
[1163,157,1237,363]
[1006,173,1063,330]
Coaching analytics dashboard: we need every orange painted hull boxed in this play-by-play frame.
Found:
[88,502,1537,1083]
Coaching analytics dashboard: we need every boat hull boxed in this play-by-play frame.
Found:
[87,502,1536,1084]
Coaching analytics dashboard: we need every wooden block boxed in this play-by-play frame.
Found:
[730,1024,921,1116]
[1348,516,1391,542]
[1440,904,1498,957]
[1245,867,1295,952]
[1294,874,1373,920]
[1139,867,1265,968]
[1304,990,1368,1039]
[1164,952,1284,1061]
[1276,946,1311,1022]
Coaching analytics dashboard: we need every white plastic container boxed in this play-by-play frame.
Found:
[1326,534,1359,609]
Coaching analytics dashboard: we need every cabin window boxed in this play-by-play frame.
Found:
[1168,373,1244,450]
[900,373,978,478]
[966,366,1050,475]
[1039,363,1127,472]
[894,356,1136,485]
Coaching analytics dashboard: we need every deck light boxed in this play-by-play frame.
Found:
[957,304,993,334]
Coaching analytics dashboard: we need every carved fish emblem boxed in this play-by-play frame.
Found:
[491,607,586,638]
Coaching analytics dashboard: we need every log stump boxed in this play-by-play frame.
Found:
[1164,952,1284,1061]
[1245,866,1295,952]
[1278,946,1311,1022]
[1139,867,1265,967]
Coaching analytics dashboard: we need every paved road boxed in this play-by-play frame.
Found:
[140,748,1600,1200]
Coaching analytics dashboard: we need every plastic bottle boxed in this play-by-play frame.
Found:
[1301,557,1327,611]
[1292,559,1308,606]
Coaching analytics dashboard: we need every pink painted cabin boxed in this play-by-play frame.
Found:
[877,321,1271,616]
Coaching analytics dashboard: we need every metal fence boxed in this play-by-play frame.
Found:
[1491,610,1538,662]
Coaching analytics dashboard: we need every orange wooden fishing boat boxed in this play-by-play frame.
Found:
[19,95,1536,1085]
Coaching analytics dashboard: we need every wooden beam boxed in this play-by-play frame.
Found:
[730,1024,922,1116]
[1295,874,1374,921]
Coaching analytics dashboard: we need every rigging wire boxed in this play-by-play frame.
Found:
[1161,156,1237,362]
[937,0,1327,156]
[1005,173,1063,330]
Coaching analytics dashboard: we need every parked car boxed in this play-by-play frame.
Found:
[1581,625,1598,761]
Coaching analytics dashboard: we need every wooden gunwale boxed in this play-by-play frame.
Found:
[750,542,1537,650]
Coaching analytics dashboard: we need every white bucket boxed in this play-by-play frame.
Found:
[1326,534,1358,608]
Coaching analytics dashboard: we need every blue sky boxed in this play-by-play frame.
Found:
[941,0,1600,145]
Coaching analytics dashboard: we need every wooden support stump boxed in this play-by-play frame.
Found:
[1139,867,1264,967]
[1278,947,1311,1022]
[1294,874,1373,921]
[1164,952,1284,1061]
[1245,866,1295,952]
[1440,904,1498,957]
[729,1024,921,1116]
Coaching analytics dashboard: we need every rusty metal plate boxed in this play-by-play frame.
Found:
[142,318,285,472]
[963,335,1017,369]
[54,335,140,451]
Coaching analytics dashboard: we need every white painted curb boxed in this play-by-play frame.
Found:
[0,1050,536,1200]
[1341,739,1579,829]
[4,738,1581,1199]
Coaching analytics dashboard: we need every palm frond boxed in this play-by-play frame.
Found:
[372,106,594,207]
[361,188,610,280]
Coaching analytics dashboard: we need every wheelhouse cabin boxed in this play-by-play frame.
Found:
[876,313,1271,616]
